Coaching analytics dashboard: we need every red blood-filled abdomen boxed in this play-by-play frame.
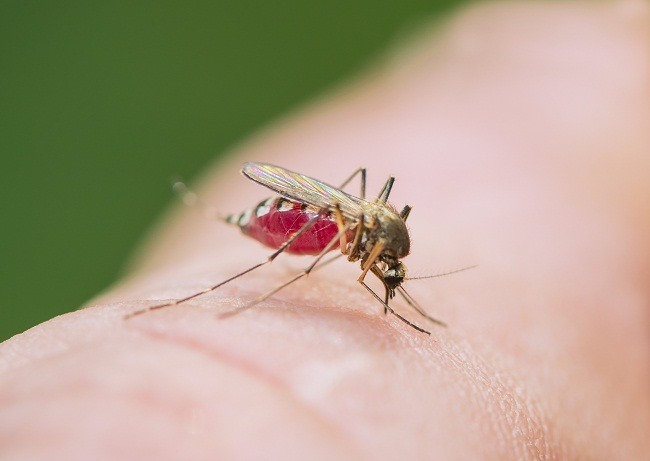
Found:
[236,198,349,255]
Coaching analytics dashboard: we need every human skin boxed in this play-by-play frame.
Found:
[1,1,648,459]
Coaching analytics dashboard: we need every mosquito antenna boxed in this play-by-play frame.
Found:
[396,286,446,327]
[405,265,477,281]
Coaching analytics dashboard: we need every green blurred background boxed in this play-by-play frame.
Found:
[1,1,467,341]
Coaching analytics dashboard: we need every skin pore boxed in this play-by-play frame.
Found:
[0,1,648,459]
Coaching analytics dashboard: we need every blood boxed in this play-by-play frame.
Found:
[239,198,350,255]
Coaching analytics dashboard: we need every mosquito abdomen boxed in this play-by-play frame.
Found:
[226,197,351,255]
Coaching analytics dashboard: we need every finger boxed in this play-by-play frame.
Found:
[1,2,648,460]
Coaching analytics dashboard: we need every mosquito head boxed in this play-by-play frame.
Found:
[383,261,406,290]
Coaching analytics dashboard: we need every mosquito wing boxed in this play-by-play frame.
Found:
[242,162,366,219]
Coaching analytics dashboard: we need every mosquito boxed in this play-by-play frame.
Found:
[126,162,470,334]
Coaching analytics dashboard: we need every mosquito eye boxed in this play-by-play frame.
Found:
[384,269,403,285]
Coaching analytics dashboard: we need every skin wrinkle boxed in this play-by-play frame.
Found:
[435,337,558,460]
[124,301,562,460]
[0,306,132,375]
[127,310,424,452]
[0,333,367,460]
[126,330,364,453]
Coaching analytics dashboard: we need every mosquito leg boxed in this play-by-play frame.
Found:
[332,205,349,254]
[397,286,447,327]
[124,262,267,320]
[365,266,446,327]
[359,281,430,335]
[375,176,395,203]
[357,241,385,283]
[124,213,324,319]
[172,180,227,222]
[384,287,391,316]
[337,167,366,199]
[347,214,364,261]
[369,264,391,315]
[220,222,354,318]
[399,205,412,221]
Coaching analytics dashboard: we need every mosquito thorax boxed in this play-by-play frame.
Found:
[364,203,411,258]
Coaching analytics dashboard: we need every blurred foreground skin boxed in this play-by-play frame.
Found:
[1,1,648,460]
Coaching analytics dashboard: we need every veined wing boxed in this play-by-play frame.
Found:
[242,162,366,219]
